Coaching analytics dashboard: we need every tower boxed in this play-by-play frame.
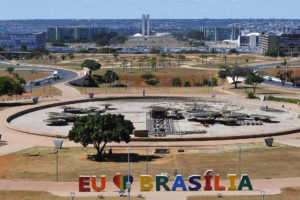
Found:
[142,14,146,37]
[142,14,150,37]
[146,14,150,36]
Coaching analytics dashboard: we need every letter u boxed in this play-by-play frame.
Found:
[92,176,106,192]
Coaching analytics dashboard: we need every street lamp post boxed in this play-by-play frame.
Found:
[260,190,265,200]
[70,192,75,200]
[55,147,58,181]
[127,146,130,200]
[238,145,241,179]
[146,148,149,175]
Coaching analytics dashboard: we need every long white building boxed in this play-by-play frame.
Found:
[0,31,46,51]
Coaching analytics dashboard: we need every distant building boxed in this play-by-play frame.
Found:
[198,26,241,41]
[238,33,260,47]
[142,14,150,37]
[0,31,46,51]
[47,26,106,41]
[259,32,300,55]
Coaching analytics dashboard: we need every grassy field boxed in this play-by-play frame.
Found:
[187,187,300,200]
[227,84,298,97]
[0,85,62,100]
[0,71,52,82]
[0,190,143,200]
[0,142,298,182]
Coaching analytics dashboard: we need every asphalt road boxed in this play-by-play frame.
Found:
[0,62,78,91]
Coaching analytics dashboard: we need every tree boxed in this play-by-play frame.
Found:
[276,71,293,86]
[172,77,182,87]
[6,66,14,74]
[61,55,66,61]
[245,72,264,95]
[221,65,252,88]
[211,77,218,86]
[68,52,75,60]
[20,45,27,52]
[185,30,206,41]
[0,76,23,96]
[265,48,285,59]
[150,48,160,54]
[102,70,119,83]
[149,57,157,70]
[184,80,191,87]
[229,48,238,54]
[177,54,186,65]
[141,73,155,84]
[68,114,134,161]
[81,59,101,77]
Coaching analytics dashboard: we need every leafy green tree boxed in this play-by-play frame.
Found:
[211,77,218,86]
[102,70,119,83]
[149,56,157,70]
[0,46,5,51]
[150,48,160,54]
[276,71,293,86]
[184,80,191,87]
[177,54,186,65]
[68,52,75,60]
[20,45,27,52]
[202,78,210,86]
[172,77,182,87]
[81,59,101,77]
[61,55,66,61]
[265,48,285,59]
[141,73,155,84]
[220,65,252,88]
[68,114,134,161]
[229,48,238,54]
[6,66,14,74]
[245,72,264,95]
[0,76,23,96]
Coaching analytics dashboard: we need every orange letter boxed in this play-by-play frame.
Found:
[214,174,225,191]
[92,176,106,192]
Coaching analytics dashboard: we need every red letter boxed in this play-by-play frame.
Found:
[204,170,213,191]
[92,176,106,192]
[79,176,91,192]
[214,174,225,191]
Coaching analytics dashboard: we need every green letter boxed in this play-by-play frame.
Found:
[238,174,253,191]
[156,175,170,191]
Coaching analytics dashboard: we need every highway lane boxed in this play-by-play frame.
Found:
[0,62,78,91]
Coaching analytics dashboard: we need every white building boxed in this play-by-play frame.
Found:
[238,32,260,47]
[0,32,46,51]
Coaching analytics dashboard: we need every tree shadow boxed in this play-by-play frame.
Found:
[87,153,162,163]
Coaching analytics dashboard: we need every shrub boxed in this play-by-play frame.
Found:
[202,78,210,86]
[184,81,191,87]
[211,77,218,86]
[194,82,202,87]
[247,91,256,99]
[172,77,182,87]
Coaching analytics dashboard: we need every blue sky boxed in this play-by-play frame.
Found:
[0,0,299,19]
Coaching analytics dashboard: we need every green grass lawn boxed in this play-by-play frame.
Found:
[0,142,298,182]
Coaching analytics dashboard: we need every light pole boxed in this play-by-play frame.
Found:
[260,190,265,200]
[127,146,131,200]
[146,148,149,175]
[70,192,75,200]
[55,146,58,181]
[238,145,241,179]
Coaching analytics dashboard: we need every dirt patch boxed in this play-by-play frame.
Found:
[0,155,15,178]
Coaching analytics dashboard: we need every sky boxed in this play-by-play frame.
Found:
[0,0,299,19]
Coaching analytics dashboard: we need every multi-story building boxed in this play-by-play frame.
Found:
[0,31,46,51]
[259,32,300,55]
[198,26,241,41]
[47,26,106,41]
[238,33,260,47]
[142,14,150,37]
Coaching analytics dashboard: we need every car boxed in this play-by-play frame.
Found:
[267,77,272,81]
[274,65,281,68]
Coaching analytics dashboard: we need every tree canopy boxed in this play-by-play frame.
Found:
[265,48,285,58]
[81,59,101,77]
[0,76,23,96]
[244,72,264,95]
[276,71,293,86]
[220,65,252,88]
[68,113,134,161]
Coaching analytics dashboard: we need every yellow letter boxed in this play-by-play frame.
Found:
[227,174,237,191]
[140,175,153,191]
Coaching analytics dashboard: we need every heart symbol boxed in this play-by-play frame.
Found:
[113,173,133,190]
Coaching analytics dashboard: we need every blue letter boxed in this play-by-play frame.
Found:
[188,175,201,191]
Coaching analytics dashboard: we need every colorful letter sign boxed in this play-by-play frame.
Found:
[79,170,253,192]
